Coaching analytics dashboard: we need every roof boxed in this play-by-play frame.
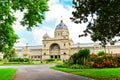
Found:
[14,45,43,50]
[55,20,68,30]
[43,33,50,38]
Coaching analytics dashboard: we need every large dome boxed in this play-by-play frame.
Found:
[55,20,68,30]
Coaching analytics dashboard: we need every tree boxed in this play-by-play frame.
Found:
[71,0,120,47]
[0,0,49,53]
[3,48,17,59]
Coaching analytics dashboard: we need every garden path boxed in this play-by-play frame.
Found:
[0,64,92,80]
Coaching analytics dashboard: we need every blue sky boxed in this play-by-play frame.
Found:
[13,0,93,46]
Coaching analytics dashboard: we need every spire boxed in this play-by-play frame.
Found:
[61,16,63,23]
[55,19,68,31]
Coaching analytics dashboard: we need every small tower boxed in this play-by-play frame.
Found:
[23,43,29,58]
[43,33,50,40]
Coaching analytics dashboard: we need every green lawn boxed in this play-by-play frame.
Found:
[51,67,120,80]
[0,68,17,80]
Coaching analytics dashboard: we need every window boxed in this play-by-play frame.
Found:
[55,55,57,59]
[64,43,66,46]
[31,56,33,58]
[44,53,46,55]
[69,43,70,46]
[44,44,46,47]
[34,56,37,58]
[64,53,66,55]
[38,56,40,58]
[58,55,60,58]
[50,55,53,59]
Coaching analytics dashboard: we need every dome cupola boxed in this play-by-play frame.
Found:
[54,20,69,39]
[43,33,50,39]
[55,20,68,31]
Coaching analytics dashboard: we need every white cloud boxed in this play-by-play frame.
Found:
[14,38,27,46]
[13,10,26,31]
[45,0,93,44]
[14,0,93,46]
[32,26,54,45]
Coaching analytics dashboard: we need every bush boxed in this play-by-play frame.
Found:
[70,64,84,69]
[56,62,70,68]
[0,58,3,61]
[92,55,119,68]
[97,51,105,56]
[68,48,90,65]
[46,58,55,62]
[9,58,31,62]
[68,53,78,64]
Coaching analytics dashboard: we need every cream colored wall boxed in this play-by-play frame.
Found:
[70,45,120,55]
[54,30,69,39]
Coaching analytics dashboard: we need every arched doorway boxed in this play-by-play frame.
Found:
[49,43,60,59]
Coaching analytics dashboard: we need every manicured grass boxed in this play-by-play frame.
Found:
[51,67,120,80]
[0,68,17,80]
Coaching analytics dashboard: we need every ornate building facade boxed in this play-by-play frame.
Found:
[15,20,120,60]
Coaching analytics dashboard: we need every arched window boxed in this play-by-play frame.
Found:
[43,53,46,55]
[44,44,46,47]
[50,43,60,50]
[63,53,66,55]
[64,43,66,46]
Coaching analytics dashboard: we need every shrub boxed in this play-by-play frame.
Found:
[91,55,119,68]
[70,64,85,69]
[9,58,31,62]
[56,62,70,68]
[68,48,90,65]
[68,53,78,64]
[46,58,55,62]
[90,54,98,61]
[0,58,3,61]
[97,51,105,56]
[114,57,120,67]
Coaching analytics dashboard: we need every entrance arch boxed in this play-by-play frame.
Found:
[49,43,60,59]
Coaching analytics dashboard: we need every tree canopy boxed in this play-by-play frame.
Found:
[0,0,49,52]
[71,0,120,47]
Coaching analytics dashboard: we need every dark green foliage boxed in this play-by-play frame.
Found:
[97,51,106,56]
[0,0,49,53]
[56,62,70,68]
[46,58,55,62]
[78,48,90,60]
[71,0,120,47]
[68,53,78,64]
[114,57,120,66]
[0,58,3,61]
[69,48,90,65]
[9,58,31,62]
[56,61,91,69]
[69,64,80,69]
[70,64,84,69]
[3,48,17,59]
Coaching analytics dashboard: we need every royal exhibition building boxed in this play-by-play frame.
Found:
[1,20,120,60]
